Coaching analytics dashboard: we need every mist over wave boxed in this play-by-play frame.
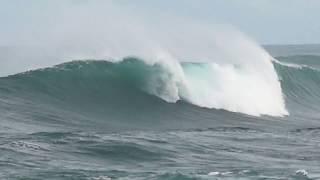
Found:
[0,2,288,116]
[0,1,290,117]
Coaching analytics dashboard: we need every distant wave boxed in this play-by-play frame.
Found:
[274,55,320,70]
[274,55,320,114]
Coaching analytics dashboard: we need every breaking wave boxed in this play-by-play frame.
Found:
[1,55,289,117]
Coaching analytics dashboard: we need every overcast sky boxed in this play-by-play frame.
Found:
[0,0,319,45]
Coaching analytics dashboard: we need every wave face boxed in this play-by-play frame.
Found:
[0,56,288,117]
[274,55,320,116]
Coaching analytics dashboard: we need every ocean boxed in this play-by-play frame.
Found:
[0,44,320,179]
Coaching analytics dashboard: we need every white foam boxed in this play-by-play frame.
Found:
[179,61,288,116]
[208,172,220,176]
[208,171,233,176]
[139,30,289,117]
[273,58,320,71]
[295,169,308,177]
[90,176,111,180]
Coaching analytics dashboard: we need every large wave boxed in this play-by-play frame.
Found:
[1,55,288,117]
[0,5,290,117]
[2,54,320,129]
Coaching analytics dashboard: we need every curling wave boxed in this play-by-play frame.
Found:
[1,56,288,117]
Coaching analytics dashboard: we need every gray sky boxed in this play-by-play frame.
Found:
[0,0,319,45]
[119,0,320,44]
